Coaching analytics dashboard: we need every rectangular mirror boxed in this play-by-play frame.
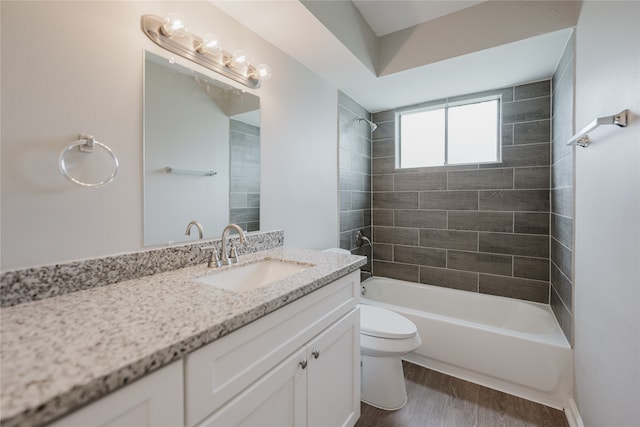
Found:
[144,51,260,246]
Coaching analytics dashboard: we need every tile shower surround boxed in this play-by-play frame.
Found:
[550,33,575,343]
[229,119,260,232]
[0,230,284,307]
[370,80,553,303]
[339,92,372,272]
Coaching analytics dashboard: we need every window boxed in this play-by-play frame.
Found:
[397,97,500,168]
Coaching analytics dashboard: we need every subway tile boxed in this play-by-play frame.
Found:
[372,157,396,175]
[448,211,513,232]
[339,92,369,119]
[395,172,447,191]
[420,191,478,210]
[374,226,419,246]
[551,287,573,344]
[479,190,549,212]
[479,233,549,257]
[340,232,350,250]
[339,148,351,170]
[352,191,371,210]
[420,266,478,292]
[552,131,574,164]
[373,174,393,192]
[551,186,573,217]
[340,191,352,211]
[514,120,551,144]
[372,138,395,158]
[230,208,259,223]
[420,229,478,251]
[502,124,514,146]
[551,262,573,313]
[394,210,447,229]
[514,212,550,235]
[373,120,395,140]
[447,251,512,276]
[395,245,446,267]
[479,275,549,303]
[551,214,573,249]
[551,237,573,281]
[373,260,419,282]
[372,109,395,124]
[448,169,513,190]
[340,210,364,232]
[230,192,247,208]
[514,80,551,100]
[372,209,394,226]
[373,192,419,209]
[514,257,550,281]
[364,209,372,227]
[351,152,371,175]
[247,193,260,208]
[502,96,551,124]
[499,143,550,168]
[340,170,367,191]
[372,243,393,261]
[551,155,573,189]
[514,166,550,189]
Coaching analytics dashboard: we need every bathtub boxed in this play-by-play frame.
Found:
[360,276,573,409]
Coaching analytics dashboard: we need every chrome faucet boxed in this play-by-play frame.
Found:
[218,223,247,266]
[185,220,204,239]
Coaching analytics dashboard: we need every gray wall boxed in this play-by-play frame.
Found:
[551,33,575,343]
[338,92,372,271]
[229,120,260,232]
[371,81,552,303]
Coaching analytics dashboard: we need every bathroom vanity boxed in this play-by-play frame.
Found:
[0,248,365,427]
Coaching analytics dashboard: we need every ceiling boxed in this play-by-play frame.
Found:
[213,1,576,113]
[352,0,487,36]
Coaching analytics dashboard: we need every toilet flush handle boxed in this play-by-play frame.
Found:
[312,350,320,359]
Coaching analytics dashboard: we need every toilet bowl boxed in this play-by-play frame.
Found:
[359,304,421,410]
[323,248,422,411]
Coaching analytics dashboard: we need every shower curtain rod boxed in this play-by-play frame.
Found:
[566,109,628,148]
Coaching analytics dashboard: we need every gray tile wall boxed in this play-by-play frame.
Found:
[338,92,372,273]
[371,81,552,303]
[230,120,260,231]
[551,33,575,343]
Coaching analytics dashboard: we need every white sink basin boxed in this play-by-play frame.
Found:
[194,259,313,292]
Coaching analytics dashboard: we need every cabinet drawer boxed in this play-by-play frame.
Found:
[185,271,359,427]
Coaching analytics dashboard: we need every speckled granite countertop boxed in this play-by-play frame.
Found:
[0,248,365,427]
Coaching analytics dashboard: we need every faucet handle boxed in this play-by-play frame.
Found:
[204,245,222,268]
[229,243,240,264]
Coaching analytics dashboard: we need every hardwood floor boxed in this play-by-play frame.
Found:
[355,361,569,427]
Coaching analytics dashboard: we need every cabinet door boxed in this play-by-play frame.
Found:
[306,308,360,427]
[49,361,183,427]
[199,348,307,427]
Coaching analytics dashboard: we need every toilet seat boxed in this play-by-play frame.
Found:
[360,304,417,339]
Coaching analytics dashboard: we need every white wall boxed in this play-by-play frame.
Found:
[0,1,339,270]
[573,1,640,425]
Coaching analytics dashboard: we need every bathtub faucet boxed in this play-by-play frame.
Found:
[356,230,371,247]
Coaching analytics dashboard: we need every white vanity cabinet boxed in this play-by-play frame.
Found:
[48,360,183,427]
[186,271,361,427]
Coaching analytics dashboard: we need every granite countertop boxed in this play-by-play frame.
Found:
[0,248,366,427]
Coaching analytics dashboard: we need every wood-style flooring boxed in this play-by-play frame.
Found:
[355,361,569,427]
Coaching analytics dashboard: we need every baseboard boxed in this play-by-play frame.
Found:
[564,398,584,427]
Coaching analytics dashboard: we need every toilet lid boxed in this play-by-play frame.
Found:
[360,304,417,339]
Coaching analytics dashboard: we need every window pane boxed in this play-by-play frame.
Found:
[448,100,498,164]
[399,109,445,168]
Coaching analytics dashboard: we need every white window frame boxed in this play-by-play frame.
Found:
[396,95,502,169]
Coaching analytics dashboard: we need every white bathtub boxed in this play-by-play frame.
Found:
[360,276,573,409]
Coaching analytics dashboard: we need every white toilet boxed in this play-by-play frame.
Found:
[324,248,422,410]
[360,304,421,410]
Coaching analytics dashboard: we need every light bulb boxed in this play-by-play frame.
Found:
[161,13,188,37]
[231,50,248,66]
[252,64,272,81]
[197,33,221,55]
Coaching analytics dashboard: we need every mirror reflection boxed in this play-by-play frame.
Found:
[144,51,260,246]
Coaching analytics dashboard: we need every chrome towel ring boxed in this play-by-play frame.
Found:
[59,134,119,187]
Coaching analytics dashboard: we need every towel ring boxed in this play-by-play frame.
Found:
[59,134,119,187]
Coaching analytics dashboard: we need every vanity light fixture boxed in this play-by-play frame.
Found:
[141,14,271,89]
